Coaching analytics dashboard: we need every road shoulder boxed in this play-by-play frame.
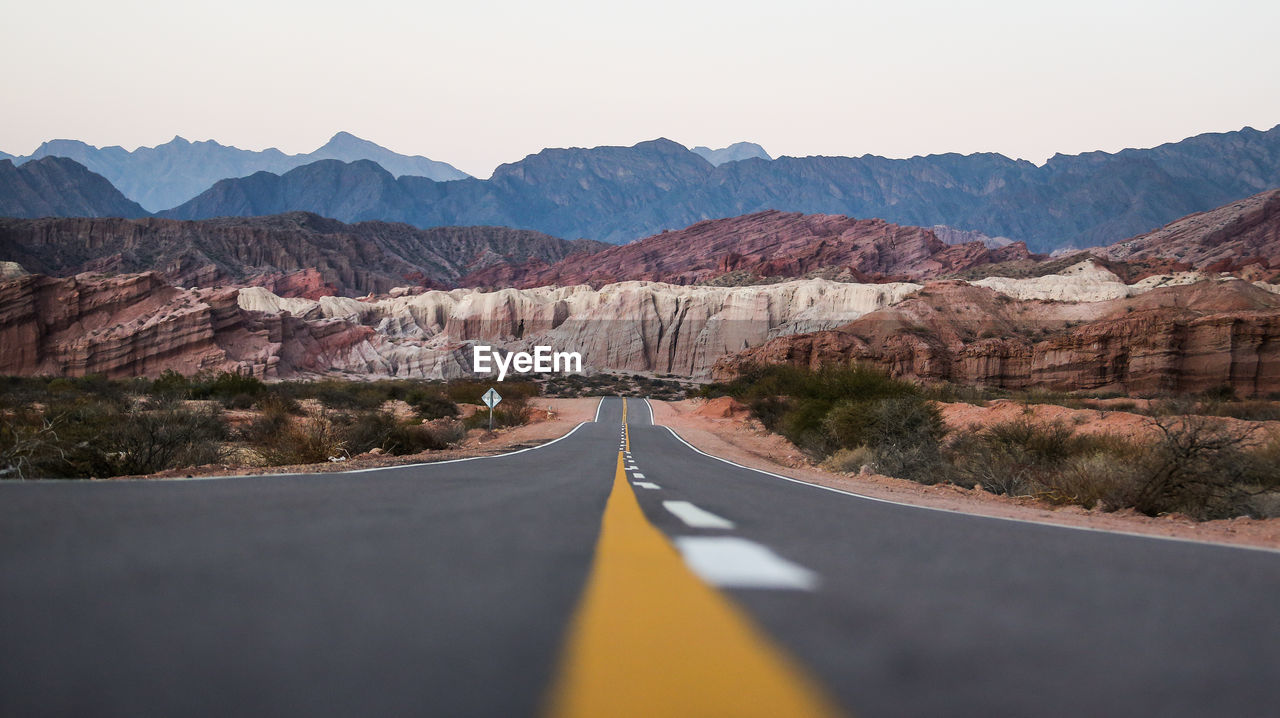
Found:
[650,398,1280,552]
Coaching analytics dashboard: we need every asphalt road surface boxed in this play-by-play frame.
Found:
[2,396,1278,717]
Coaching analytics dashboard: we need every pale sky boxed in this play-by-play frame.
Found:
[4,0,1278,178]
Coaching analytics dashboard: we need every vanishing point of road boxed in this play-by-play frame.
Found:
[3,397,1278,717]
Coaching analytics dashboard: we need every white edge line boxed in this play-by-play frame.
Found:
[16,421,592,484]
[659,424,1280,556]
[643,396,655,425]
[593,396,605,422]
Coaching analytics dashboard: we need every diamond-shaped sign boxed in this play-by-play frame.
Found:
[482,388,502,409]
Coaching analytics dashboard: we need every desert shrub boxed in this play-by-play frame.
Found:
[1196,400,1280,422]
[304,381,390,411]
[405,389,459,420]
[99,405,228,476]
[255,412,347,465]
[947,420,1079,496]
[1,392,226,478]
[821,446,877,474]
[446,379,539,406]
[1039,450,1143,510]
[1125,414,1264,519]
[1,408,70,479]
[254,391,302,416]
[337,411,450,455]
[189,372,266,404]
[429,419,467,446]
[862,396,947,479]
[383,422,450,454]
[149,369,192,399]
[710,364,921,455]
[464,392,533,430]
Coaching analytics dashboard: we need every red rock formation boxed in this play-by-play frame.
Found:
[1102,189,1280,280]
[714,281,1280,397]
[459,211,1034,289]
[247,268,337,299]
[0,272,391,379]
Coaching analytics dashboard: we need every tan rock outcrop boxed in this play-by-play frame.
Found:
[714,281,1280,396]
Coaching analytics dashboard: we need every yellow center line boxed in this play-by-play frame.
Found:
[544,400,843,718]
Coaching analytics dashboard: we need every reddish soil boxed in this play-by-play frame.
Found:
[652,398,1280,551]
[135,398,600,480]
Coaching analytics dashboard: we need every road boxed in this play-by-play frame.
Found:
[2,396,1279,717]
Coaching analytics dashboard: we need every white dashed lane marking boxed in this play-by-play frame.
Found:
[674,536,819,591]
[634,482,661,490]
[663,501,735,530]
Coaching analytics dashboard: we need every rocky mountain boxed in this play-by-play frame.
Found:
[1101,189,1280,280]
[304,132,466,182]
[0,212,605,298]
[12,133,468,212]
[931,225,1014,249]
[0,157,148,219]
[0,272,387,379]
[691,142,771,165]
[458,210,1034,288]
[7,256,1276,394]
[160,125,1280,251]
[713,273,1280,397]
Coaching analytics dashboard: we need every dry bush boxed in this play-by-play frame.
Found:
[429,419,467,446]
[1127,413,1264,519]
[1039,450,1143,510]
[256,412,347,465]
[821,446,877,474]
[947,420,1079,496]
[101,405,228,476]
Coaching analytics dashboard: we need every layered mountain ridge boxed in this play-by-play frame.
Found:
[10,132,469,211]
[0,157,147,219]
[163,126,1280,250]
[0,213,607,297]
[6,124,1279,252]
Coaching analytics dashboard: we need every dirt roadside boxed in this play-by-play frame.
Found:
[136,398,602,480]
[650,398,1280,551]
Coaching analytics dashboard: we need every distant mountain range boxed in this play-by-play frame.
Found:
[0,212,606,296]
[4,125,1280,252]
[163,126,1280,251]
[0,157,147,219]
[5,132,468,211]
[690,142,771,165]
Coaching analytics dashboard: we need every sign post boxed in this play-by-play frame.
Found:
[481,388,502,431]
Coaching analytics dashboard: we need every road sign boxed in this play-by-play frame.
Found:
[482,388,502,431]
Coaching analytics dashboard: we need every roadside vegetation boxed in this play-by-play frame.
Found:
[702,365,1280,520]
[0,373,544,480]
[540,372,693,401]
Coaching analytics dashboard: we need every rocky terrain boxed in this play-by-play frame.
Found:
[5,256,1278,394]
[2,192,1279,392]
[1101,189,1280,280]
[9,132,468,212]
[0,271,418,379]
[713,270,1280,396]
[0,157,147,219]
[459,210,1033,288]
[155,125,1280,251]
[0,213,606,297]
